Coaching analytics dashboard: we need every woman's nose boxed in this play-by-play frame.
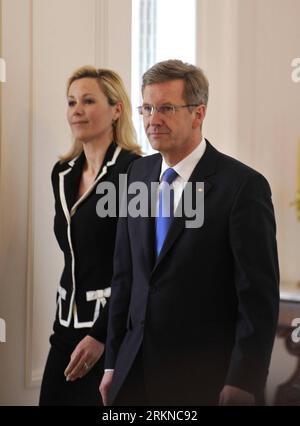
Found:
[74,103,84,115]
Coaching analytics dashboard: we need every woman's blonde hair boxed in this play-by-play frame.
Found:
[60,65,142,162]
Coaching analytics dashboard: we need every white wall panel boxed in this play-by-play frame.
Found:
[30,0,97,388]
[197,0,300,404]
[0,0,132,404]
[0,0,36,405]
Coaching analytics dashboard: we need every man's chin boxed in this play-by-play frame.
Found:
[149,142,161,152]
[148,136,168,151]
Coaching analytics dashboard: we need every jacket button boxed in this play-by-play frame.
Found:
[140,320,145,326]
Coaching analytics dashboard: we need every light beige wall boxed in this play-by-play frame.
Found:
[197,0,300,282]
[0,0,132,405]
[197,0,300,404]
[0,0,299,406]
[30,0,98,388]
[0,0,36,405]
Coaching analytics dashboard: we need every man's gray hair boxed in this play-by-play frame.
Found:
[142,59,209,106]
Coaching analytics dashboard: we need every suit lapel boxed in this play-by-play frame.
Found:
[138,155,162,271]
[152,140,218,272]
[70,145,121,217]
[58,143,121,223]
[59,153,84,223]
[66,154,85,211]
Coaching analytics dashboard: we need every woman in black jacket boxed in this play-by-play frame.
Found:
[39,66,142,405]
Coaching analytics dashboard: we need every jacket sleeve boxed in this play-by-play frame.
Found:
[103,167,135,369]
[88,153,139,344]
[88,302,109,343]
[51,161,61,212]
[225,172,280,395]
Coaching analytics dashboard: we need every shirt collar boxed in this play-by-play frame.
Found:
[159,138,206,182]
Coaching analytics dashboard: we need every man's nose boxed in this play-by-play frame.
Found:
[149,108,163,125]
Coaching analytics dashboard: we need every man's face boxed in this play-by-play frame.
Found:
[142,79,204,163]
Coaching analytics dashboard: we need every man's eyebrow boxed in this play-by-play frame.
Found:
[142,101,174,105]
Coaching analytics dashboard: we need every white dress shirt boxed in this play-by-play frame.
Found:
[157,138,206,213]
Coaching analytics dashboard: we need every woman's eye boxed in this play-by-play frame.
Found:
[85,99,95,104]
[68,100,76,107]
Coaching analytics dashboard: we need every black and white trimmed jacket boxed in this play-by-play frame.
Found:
[51,142,139,343]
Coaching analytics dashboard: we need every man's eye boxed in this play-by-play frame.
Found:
[143,105,152,113]
[160,105,174,113]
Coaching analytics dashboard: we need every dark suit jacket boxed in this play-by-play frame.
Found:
[51,143,139,343]
[105,140,279,405]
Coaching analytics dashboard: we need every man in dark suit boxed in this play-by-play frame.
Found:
[100,59,279,405]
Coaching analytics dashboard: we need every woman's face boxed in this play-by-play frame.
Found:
[67,77,121,144]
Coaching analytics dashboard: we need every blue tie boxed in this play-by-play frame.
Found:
[156,168,178,256]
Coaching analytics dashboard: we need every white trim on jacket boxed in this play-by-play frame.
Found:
[57,146,121,328]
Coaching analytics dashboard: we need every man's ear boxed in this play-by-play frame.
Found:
[192,104,206,129]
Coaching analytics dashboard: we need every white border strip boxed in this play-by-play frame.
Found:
[25,0,37,388]
[95,0,108,67]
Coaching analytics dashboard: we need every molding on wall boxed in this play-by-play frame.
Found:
[31,368,44,387]
[25,0,39,389]
[23,0,114,390]
[95,0,109,67]
[0,0,2,180]
[195,0,208,68]
[195,0,239,157]
[23,0,113,390]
